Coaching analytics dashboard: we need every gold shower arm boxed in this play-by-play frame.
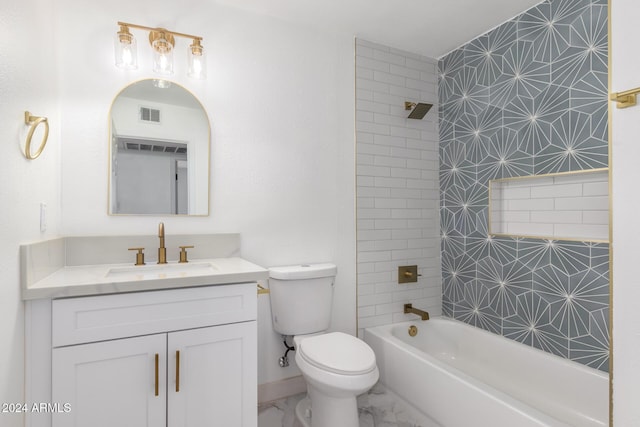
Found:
[611,87,640,109]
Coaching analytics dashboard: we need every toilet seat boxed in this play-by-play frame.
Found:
[297,332,377,376]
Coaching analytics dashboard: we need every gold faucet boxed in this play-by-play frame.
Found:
[404,303,429,321]
[158,222,167,264]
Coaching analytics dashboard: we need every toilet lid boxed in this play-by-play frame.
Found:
[297,332,377,375]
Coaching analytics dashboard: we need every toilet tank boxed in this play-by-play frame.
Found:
[268,263,337,336]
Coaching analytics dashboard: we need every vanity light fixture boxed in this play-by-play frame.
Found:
[114,22,206,80]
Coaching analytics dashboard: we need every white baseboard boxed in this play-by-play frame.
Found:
[258,375,307,404]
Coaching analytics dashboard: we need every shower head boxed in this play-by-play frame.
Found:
[405,101,433,119]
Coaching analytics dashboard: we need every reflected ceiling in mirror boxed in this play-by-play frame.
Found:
[109,79,210,215]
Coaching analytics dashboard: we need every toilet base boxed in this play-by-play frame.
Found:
[294,389,360,427]
[294,396,312,427]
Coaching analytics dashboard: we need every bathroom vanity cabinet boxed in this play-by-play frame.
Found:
[26,283,258,427]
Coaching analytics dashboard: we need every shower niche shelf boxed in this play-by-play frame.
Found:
[488,168,609,242]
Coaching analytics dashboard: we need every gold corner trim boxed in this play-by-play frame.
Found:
[607,0,614,424]
[488,167,609,186]
[489,232,610,245]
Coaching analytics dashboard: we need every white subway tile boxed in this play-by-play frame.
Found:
[357,283,376,296]
[358,143,391,156]
[358,314,393,328]
[375,156,407,168]
[356,89,374,101]
[502,211,531,223]
[356,77,390,93]
[392,209,423,219]
[358,271,393,284]
[358,187,391,198]
[507,198,554,211]
[374,134,406,147]
[555,196,608,211]
[390,63,421,79]
[507,222,554,236]
[553,223,608,241]
[374,70,406,86]
[358,251,392,263]
[356,56,391,72]
[405,77,433,91]
[357,197,375,209]
[583,181,609,196]
[376,198,407,209]
[357,208,391,219]
[356,66,374,80]
[358,229,392,241]
[357,99,391,114]
[357,153,375,165]
[357,219,375,230]
[356,176,374,187]
[375,219,408,229]
[531,210,582,224]
[373,49,406,66]
[357,111,374,123]
[357,262,376,274]
[374,240,408,251]
[406,57,436,72]
[358,165,391,177]
[583,211,609,225]
[375,177,407,188]
[357,305,376,318]
[502,186,531,199]
[390,188,423,199]
[356,121,390,135]
[356,39,390,51]
[530,183,582,199]
[391,167,422,179]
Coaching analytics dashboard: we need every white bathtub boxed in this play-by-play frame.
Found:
[364,317,608,427]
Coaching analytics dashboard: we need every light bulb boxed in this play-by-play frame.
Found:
[187,39,206,79]
[114,25,138,69]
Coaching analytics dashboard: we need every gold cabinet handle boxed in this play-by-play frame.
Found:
[175,350,180,392]
[154,353,159,397]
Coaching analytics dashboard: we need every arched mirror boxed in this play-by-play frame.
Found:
[109,79,210,215]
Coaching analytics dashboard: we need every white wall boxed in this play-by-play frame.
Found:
[611,0,640,424]
[52,0,355,386]
[0,0,62,424]
[355,39,441,335]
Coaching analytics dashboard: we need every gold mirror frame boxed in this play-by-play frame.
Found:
[108,79,210,216]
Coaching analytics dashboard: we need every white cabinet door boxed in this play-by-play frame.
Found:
[52,334,166,427]
[167,321,257,427]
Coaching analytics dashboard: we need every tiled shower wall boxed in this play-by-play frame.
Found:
[355,39,441,336]
[439,0,609,371]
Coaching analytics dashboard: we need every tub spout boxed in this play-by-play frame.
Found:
[404,303,429,321]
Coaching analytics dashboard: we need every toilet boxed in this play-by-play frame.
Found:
[268,263,379,427]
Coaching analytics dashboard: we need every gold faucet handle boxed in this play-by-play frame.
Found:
[178,245,194,263]
[128,247,146,266]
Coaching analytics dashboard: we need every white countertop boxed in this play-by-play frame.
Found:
[22,257,269,300]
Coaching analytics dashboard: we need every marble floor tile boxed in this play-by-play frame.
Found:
[258,382,440,427]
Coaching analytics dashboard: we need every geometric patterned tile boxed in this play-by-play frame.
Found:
[439,0,609,371]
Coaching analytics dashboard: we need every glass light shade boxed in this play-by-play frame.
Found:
[187,41,207,79]
[114,30,138,69]
[152,37,174,75]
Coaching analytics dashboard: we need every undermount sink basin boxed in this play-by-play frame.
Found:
[105,262,218,280]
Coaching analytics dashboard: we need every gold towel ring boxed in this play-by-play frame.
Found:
[24,111,49,160]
